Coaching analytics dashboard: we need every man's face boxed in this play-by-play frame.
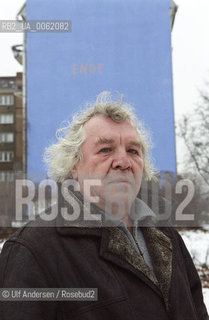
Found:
[72,116,144,217]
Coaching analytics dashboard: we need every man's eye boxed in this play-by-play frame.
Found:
[99,148,111,153]
[128,149,138,154]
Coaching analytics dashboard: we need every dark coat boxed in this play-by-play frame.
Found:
[0,189,208,320]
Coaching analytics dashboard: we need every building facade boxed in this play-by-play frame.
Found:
[0,72,23,226]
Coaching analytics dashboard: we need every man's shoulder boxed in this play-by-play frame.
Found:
[158,225,181,239]
[6,212,58,246]
[153,226,184,249]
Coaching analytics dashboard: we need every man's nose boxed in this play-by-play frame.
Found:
[111,151,131,170]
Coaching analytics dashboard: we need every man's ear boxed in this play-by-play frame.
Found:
[71,166,78,180]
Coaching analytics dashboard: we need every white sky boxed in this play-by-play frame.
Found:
[172,0,209,170]
[0,0,209,171]
[172,0,209,118]
[0,0,24,76]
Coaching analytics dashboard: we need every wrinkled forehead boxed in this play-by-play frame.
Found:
[83,115,140,141]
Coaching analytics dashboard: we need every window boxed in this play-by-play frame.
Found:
[0,172,5,181]
[0,171,14,181]
[0,95,14,105]
[0,114,14,124]
[0,151,13,162]
[7,171,14,181]
[0,133,14,142]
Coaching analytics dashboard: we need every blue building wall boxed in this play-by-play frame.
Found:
[27,0,175,175]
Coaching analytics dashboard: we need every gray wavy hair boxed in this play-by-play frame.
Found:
[43,92,156,182]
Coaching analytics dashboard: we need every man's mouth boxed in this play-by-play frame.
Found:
[111,180,130,183]
[107,177,134,185]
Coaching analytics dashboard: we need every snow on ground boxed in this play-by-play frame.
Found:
[203,289,209,311]
[0,239,6,252]
[179,229,209,265]
[179,229,209,312]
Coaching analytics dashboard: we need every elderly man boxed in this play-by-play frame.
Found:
[0,92,208,320]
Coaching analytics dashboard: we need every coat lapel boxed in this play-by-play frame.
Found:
[99,226,162,298]
[142,227,173,309]
[106,227,158,285]
[100,226,173,310]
